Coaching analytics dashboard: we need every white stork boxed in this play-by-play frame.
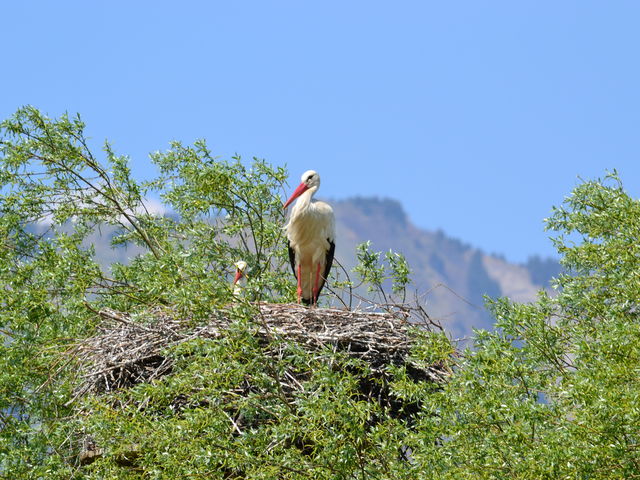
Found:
[283,170,336,306]
[232,260,248,296]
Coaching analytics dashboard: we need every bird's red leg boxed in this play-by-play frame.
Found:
[297,264,303,304]
[312,262,321,306]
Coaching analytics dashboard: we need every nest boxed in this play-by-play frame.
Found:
[70,303,451,467]
[69,303,448,404]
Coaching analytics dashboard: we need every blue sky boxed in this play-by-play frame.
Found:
[2,1,639,262]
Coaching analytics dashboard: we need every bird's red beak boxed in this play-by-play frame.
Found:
[233,269,243,285]
[283,182,309,209]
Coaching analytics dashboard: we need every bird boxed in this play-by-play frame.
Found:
[283,170,335,306]
[232,260,248,296]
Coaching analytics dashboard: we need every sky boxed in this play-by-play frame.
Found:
[2,1,639,263]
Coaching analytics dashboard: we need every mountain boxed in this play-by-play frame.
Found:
[332,197,558,338]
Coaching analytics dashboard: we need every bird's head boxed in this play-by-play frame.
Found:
[283,170,320,209]
[233,260,248,285]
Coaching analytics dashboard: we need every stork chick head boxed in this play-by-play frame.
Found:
[233,260,248,285]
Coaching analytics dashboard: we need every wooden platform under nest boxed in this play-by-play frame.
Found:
[69,302,448,402]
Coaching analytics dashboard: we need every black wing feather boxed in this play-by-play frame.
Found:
[315,239,335,299]
[287,240,297,278]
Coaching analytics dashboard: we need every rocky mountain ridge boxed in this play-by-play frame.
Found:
[331,197,560,337]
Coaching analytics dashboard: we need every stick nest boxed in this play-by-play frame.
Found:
[70,303,448,402]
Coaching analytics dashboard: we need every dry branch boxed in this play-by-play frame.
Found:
[69,302,448,403]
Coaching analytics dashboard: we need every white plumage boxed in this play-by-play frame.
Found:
[232,260,248,296]
[284,170,336,305]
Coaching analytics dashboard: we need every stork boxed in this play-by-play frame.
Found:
[232,260,248,296]
[283,170,335,306]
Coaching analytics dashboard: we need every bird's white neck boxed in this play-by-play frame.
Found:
[233,278,246,296]
[291,186,317,215]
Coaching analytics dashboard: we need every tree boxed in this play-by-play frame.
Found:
[410,171,640,478]
[0,106,295,477]
[0,107,440,478]
[1,107,639,478]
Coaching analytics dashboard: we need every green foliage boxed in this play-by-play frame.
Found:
[2,107,640,478]
[0,106,292,317]
[0,107,295,477]
[353,241,412,303]
[76,331,424,479]
[411,171,640,478]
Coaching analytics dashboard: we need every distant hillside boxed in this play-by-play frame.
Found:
[332,197,559,338]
